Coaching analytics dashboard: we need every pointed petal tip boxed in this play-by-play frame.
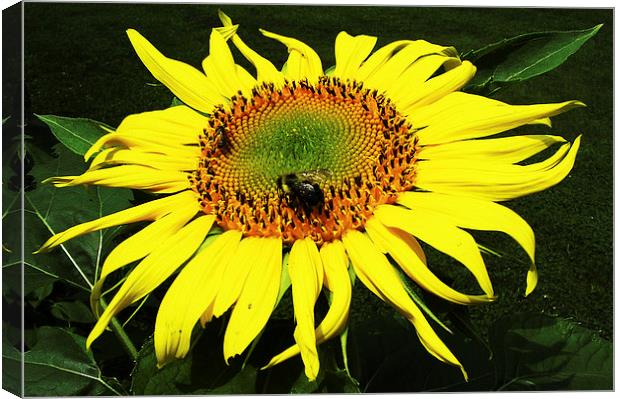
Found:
[217,9,233,26]
[223,354,234,366]
[525,281,537,297]
[258,28,274,38]
[33,239,55,254]
[260,353,285,371]
[85,333,95,351]
[84,144,100,161]
[126,28,140,40]
[460,366,469,382]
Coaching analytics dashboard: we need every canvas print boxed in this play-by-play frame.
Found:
[2,2,613,395]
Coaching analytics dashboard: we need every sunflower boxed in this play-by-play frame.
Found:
[37,11,583,381]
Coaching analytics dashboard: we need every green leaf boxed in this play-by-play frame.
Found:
[286,342,360,394]
[489,313,612,390]
[196,366,259,394]
[320,368,361,393]
[23,144,133,291]
[50,301,96,323]
[131,336,194,395]
[35,114,112,156]
[21,327,125,396]
[27,282,55,307]
[290,372,320,393]
[463,24,602,94]
[2,335,22,396]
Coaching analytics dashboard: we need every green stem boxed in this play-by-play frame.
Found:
[99,298,138,360]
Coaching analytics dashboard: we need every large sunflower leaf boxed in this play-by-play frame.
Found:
[462,25,602,94]
[19,326,125,396]
[489,313,612,390]
[34,114,111,156]
[6,144,133,294]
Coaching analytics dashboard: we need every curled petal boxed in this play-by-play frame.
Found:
[126,29,226,113]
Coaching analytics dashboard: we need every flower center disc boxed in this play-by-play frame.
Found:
[190,77,417,245]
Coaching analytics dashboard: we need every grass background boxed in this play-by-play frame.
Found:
[22,1,612,345]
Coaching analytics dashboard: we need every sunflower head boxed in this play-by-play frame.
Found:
[192,75,416,245]
[38,10,583,382]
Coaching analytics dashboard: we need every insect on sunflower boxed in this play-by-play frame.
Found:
[37,11,583,381]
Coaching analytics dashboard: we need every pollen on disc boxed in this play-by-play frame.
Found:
[189,77,417,246]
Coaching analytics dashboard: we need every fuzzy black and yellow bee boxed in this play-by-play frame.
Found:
[276,170,331,213]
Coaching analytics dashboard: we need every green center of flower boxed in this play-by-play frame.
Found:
[241,109,346,183]
[190,77,417,245]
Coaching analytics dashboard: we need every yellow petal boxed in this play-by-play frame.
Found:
[89,206,198,315]
[44,165,190,194]
[342,230,466,379]
[264,240,351,369]
[213,24,239,41]
[401,54,461,86]
[217,10,284,86]
[223,237,282,361]
[155,230,242,367]
[84,132,200,162]
[401,61,476,110]
[412,91,584,145]
[374,205,494,297]
[365,42,459,95]
[417,134,567,164]
[414,136,582,201]
[36,190,198,252]
[397,192,537,295]
[235,65,258,96]
[212,236,263,317]
[86,215,215,348]
[259,29,323,83]
[88,148,198,172]
[333,31,377,80]
[356,39,456,82]
[115,105,207,145]
[126,29,225,113]
[202,29,254,98]
[288,238,323,380]
[387,54,461,104]
[365,217,492,305]
[410,91,503,129]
